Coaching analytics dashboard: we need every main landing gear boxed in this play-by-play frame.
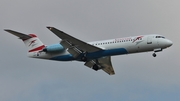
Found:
[92,64,99,71]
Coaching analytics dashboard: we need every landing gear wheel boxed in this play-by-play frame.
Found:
[92,65,99,71]
[153,53,157,57]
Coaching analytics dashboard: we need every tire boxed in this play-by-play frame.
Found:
[153,53,157,57]
[92,65,99,71]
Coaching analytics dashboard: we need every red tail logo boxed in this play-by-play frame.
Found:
[29,40,37,46]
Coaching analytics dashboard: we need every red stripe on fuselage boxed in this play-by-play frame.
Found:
[29,45,45,52]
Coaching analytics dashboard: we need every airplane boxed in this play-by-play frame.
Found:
[4,27,173,75]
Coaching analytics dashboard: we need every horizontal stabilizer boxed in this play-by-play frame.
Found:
[4,29,32,40]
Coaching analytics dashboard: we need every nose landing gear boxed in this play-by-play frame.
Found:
[152,53,157,57]
[152,48,162,57]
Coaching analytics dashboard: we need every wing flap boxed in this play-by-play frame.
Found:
[67,47,82,58]
[84,60,96,68]
[60,40,82,58]
[60,40,72,49]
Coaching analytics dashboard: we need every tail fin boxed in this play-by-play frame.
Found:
[4,29,45,53]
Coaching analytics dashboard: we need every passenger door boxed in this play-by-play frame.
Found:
[147,36,152,44]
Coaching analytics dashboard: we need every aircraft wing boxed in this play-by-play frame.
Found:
[47,27,115,75]
[47,27,102,53]
[85,56,115,75]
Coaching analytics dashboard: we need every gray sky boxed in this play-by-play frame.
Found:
[0,0,180,101]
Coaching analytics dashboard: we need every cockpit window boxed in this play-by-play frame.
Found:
[156,36,165,38]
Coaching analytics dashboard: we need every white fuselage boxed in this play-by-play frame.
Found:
[28,34,173,61]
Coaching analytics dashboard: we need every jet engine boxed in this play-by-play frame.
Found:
[43,44,64,53]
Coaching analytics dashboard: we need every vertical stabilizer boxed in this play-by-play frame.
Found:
[24,34,45,52]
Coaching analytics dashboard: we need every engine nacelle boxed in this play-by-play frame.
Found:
[43,44,64,53]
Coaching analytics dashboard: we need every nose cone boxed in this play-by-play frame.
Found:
[166,40,173,47]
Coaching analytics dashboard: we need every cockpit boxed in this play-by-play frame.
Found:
[156,36,165,38]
